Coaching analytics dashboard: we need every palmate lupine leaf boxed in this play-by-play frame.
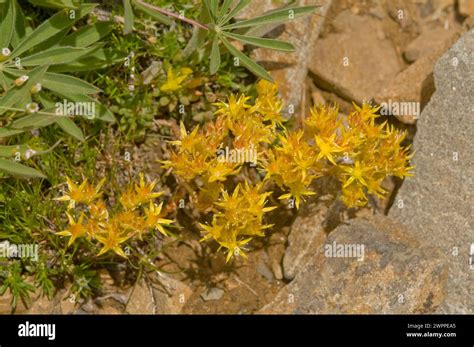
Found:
[185,0,316,81]
[0,1,120,177]
[10,3,97,59]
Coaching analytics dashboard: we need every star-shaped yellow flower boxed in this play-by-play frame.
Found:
[160,67,192,93]
[143,202,173,236]
[342,160,371,188]
[55,177,104,209]
[315,134,344,165]
[56,212,87,246]
[95,223,132,258]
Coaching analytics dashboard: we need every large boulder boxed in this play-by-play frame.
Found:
[260,216,448,314]
[390,30,474,313]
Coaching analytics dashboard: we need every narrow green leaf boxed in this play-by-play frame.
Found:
[0,72,9,91]
[210,37,221,75]
[0,0,15,48]
[0,65,48,115]
[0,144,29,158]
[222,6,318,30]
[42,72,101,95]
[133,0,173,25]
[219,0,251,25]
[11,0,30,49]
[222,31,295,52]
[19,44,103,66]
[12,113,63,129]
[208,0,218,18]
[0,127,24,138]
[56,117,84,141]
[11,3,97,59]
[60,21,114,47]
[220,36,273,82]
[28,0,79,10]
[0,158,46,178]
[123,0,134,34]
[48,49,127,72]
[54,93,116,123]
[218,0,233,19]
[182,5,211,58]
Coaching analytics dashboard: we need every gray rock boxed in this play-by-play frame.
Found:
[200,287,224,302]
[257,261,274,282]
[260,216,448,314]
[282,202,327,280]
[390,30,474,313]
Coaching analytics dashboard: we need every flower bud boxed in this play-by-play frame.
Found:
[14,75,29,87]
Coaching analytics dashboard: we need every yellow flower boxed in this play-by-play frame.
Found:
[342,160,371,188]
[55,177,105,209]
[160,67,192,93]
[89,199,108,221]
[214,94,252,123]
[218,238,252,263]
[143,202,173,236]
[95,222,132,258]
[315,134,343,165]
[56,213,87,246]
[207,160,240,183]
[119,173,163,209]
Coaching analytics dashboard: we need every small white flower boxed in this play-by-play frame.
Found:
[26,102,39,114]
[24,149,38,160]
[30,83,42,94]
[1,47,11,57]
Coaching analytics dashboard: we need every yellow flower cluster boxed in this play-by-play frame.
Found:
[55,174,172,258]
[162,80,414,261]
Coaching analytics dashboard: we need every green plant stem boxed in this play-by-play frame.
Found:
[134,0,209,30]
